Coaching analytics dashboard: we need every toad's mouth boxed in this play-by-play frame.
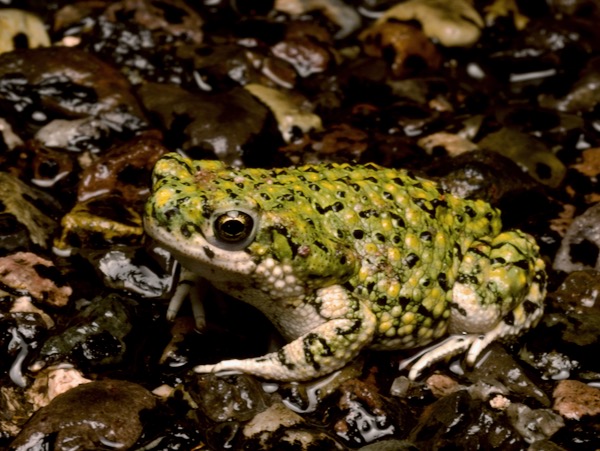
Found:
[143,216,257,279]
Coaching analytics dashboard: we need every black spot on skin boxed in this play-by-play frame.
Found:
[396,296,410,307]
[331,202,344,212]
[437,273,448,290]
[392,177,404,186]
[383,191,393,200]
[309,183,320,191]
[261,192,271,200]
[449,302,467,317]
[203,246,215,259]
[236,183,244,189]
[420,231,432,242]
[364,176,378,183]
[303,333,333,370]
[377,296,387,306]
[456,274,478,285]
[523,300,539,314]
[421,278,431,287]
[392,235,401,244]
[336,190,346,198]
[314,241,328,253]
[353,230,364,239]
[417,304,432,318]
[277,349,295,370]
[337,319,362,337]
[304,167,319,173]
[340,255,347,265]
[336,229,344,238]
[180,224,192,238]
[278,193,295,202]
[364,163,379,170]
[485,212,494,221]
[454,244,463,261]
[389,212,405,228]
[375,233,385,243]
[503,311,515,326]
[432,199,448,210]
[404,253,419,268]
[491,257,507,264]
[414,198,436,219]
[513,259,530,270]
[350,183,361,192]
[464,206,476,218]
[469,247,488,258]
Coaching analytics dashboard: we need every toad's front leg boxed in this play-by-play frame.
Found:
[194,285,377,381]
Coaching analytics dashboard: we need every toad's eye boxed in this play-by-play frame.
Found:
[212,210,255,247]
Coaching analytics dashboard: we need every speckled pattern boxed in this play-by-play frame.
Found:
[144,153,547,381]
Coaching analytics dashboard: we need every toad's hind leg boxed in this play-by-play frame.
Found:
[194,286,377,381]
[408,230,546,379]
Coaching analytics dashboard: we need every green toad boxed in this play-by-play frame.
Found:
[144,153,546,381]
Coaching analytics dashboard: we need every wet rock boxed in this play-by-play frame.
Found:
[242,402,345,450]
[553,204,600,272]
[465,344,550,406]
[37,293,135,369]
[477,127,566,188]
[271,27,333,78]
[54,195,144,252]
[506,403,564,444]
[553,380,600,420]
[0,172,58,249]
[279,123,369,165]
[424,373,462,398]
[274,0,361,39]
[188,373,270,423]
[569,147,600,205]
[0,47,146,151]
[522,271,600,379]
[9,379,156,451]
[2,141,78,191]
[77,131,167,203]
[539,56,600,113]
[279,359,365,413]
[0,305,49,387]
[104,0,203,43]
[27,366,91,410]
[361,21,441,78]
[410,390,526,449]
[484,0,529,30]
[418,131,478,157]
[358,439,419,451]
[0,252,71,307]
[0,9,50,54]
[429,149,539,202]
[372,0,484,47]
[245,83,322,143]
[138,83,275,167]
[96,247,175,298]
[327,378,410,447]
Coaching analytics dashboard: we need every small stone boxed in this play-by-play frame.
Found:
[10,379,156,451]
[0,252,71,307]
[553,380,600,420]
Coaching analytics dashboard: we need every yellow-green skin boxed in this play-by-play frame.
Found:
[144,153,547,381]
